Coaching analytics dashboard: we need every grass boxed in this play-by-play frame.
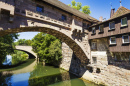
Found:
[0,59,35,72]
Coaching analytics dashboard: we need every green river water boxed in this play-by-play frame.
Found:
[0,59,100,86]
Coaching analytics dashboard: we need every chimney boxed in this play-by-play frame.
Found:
[99,16,103,21]
[110,8,115,18]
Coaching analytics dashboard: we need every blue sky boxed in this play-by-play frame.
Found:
[16,0,130,41]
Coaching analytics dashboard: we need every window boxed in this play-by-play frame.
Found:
[92,57,97,64]
[110,37,116,44]
[122,35,129,43]
[121,17,127,27]
[87,24,90,27]
[36,5,44,13]
[99,25,104,32]
[61,15,66,21]
[109,21,115,30]
[114,55,117,61]
[91,42,97,50]
[83,23,86,27]
[92,27,96,34]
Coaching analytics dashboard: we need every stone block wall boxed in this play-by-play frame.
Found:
[60,42,85,76]
[60,42,73,71]
[82,65,130,86]
[61,42,130,86]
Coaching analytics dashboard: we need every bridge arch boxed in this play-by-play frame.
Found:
[0,26,89,64]
[15,46,37,59]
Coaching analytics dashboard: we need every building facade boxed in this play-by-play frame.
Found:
[89,6,130,70]
[0,0,130,85]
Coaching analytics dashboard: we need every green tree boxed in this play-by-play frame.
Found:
[11,50,28,65]
[49,40,62,66]
[14,39,32,46]
[31,33,62,66]
[68,0,91,15]
[0,33,19,65]
[25,39,32,46]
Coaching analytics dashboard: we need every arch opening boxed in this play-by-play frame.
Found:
[0,27,89,65]
[14,49,36,59]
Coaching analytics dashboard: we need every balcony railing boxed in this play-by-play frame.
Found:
[15,8,71,29]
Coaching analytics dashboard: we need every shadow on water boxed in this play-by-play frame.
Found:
[28,62,77,86]
[0,61,99,86]
[28,71,77,86]
[28,62,98,86]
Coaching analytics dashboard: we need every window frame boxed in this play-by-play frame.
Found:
[36,5,44,13]
[109,21,115,30]
[114,55,117,61]
[92,57,97,64]
[121,17,127,27]
[99,25,104,32]
[61,14,67,21]
[92,27,96,34]
[91,41,97,51]
[110,37,116,45]
[122,35,129,43]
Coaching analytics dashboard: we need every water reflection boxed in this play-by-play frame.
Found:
[28,62,68,86]
[28,62,98,86]
[0,61,99,86]
[0,72,12,86]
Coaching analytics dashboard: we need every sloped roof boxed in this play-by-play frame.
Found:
[89,6,130,27]
[111,6,130,19]
[41,0,99,23]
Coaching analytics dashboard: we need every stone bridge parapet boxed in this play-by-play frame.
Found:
[15,46,37,58]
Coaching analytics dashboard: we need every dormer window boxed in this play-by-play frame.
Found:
[121,17,127,27]
[92,27,96,34]
[110,37,116,44]
[122,35,129,43]
[36,5,44,13]
[99,25,104,32]
[109,21,115,30]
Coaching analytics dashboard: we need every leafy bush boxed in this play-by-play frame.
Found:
[32,33,62,66]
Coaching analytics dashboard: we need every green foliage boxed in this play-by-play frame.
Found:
[11,50,28,65]
[82,6,91,14]
[77,2,82,10]
[0,33,19,65]
[68,0,91,15]
[32,33,62,66]
[71,0,76,6]
[14,39,32,46]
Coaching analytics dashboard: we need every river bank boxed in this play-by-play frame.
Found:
[0,59,35,72]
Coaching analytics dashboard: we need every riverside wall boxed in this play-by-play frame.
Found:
[60,42,130,86]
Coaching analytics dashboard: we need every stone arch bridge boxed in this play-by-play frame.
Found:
[0,0,98,65]
[15,46,37,59]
